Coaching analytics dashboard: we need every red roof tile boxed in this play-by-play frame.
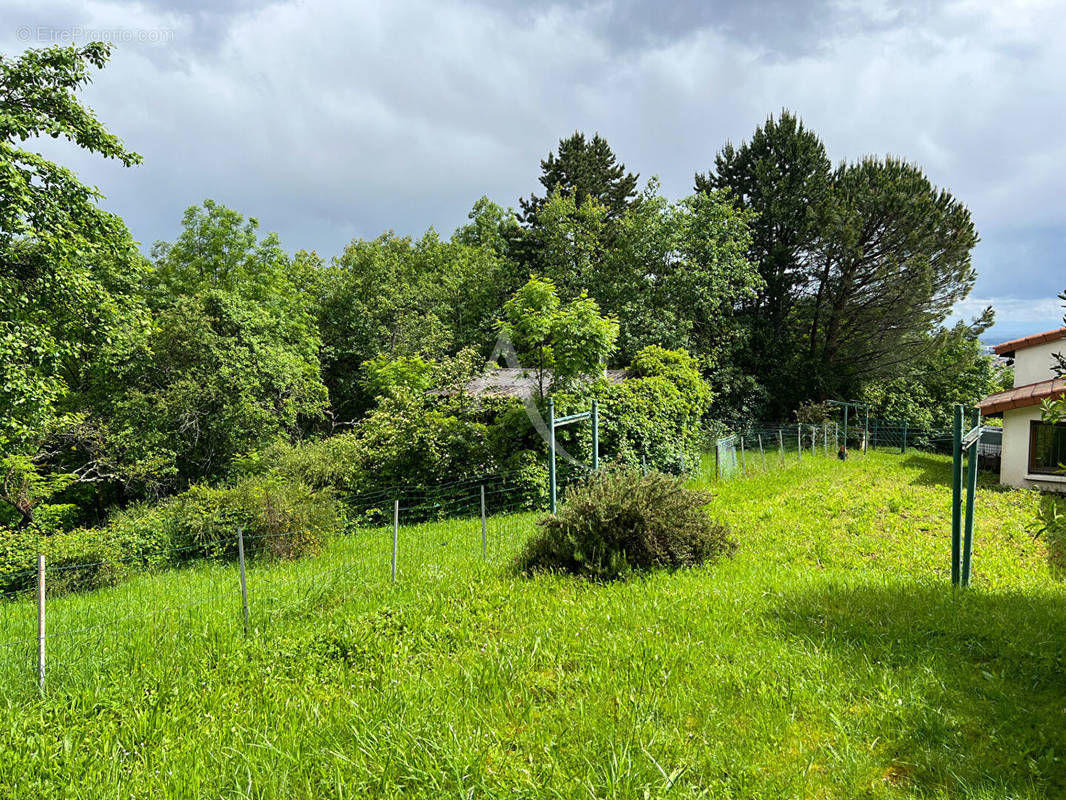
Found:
[992,327,1066,356]
[977,377,1066,415]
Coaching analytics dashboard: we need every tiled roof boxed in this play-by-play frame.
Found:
[992,327,1066,356]
[435,368,629,398]
[977,377,1066,415]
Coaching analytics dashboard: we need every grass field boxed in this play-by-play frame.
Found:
[1,451,1064,799]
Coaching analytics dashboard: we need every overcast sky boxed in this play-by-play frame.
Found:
[4,0,1064,342]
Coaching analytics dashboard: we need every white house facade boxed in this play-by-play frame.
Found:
[977,327,1066,491]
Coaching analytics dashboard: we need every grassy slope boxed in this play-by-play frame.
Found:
[1,452,1064,799]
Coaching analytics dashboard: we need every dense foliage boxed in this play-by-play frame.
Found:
[519,468,735,579]
[698,111,985,417]
[0,43,1009,587]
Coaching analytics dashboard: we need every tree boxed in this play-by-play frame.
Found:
[861,317,1010,429]
[0,43,144,456]
[500,277,561,398]
[1044,292,1066,425]
[499,277,619,397]
[315,229,516,422]
[85,202,329,494]
[696,110,830,404]
[529,189,609,299]
[700,111,981,415]
[801,157,979,400]
[520,132,639,224]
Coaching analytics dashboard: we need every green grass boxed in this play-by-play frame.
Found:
[0,451,1064,798]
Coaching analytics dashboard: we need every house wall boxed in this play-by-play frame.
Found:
[1000,406,1066,492]
[1012,339,1065,387]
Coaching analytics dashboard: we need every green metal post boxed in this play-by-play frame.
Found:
[548,398,557,514]
[961,408,979,586]
[901,421,908,454]
[864,409,869,454]
[591,399,599,473]
[951,405,963,586]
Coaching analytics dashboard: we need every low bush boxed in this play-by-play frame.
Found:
[0,475,345,597]
[1031,495,1066,574]
[518,468,734,580]
[165,476,344,561]
[0,527,128,596]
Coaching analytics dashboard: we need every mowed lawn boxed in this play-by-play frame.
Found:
[0,451,1064,799]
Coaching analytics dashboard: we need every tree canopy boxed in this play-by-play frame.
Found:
[520,132,639,224]
[0,45,1009,539]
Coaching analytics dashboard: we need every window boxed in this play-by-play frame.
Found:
[1028,421,1066,476]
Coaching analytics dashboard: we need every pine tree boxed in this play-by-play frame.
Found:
[520,132,639,223]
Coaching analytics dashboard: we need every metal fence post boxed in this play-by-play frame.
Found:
[843,405,849,452]
[823,423,828,456]
[901,421,908,454]
[951,405,963,586]
[758,434,765,470]
[797,424,802,461]
[237,526,250,636]
[392,500,399,582]
[480,485,487,561]
[37,554,45,693]
[548,398,557,514]
[778,429,784,466]
[810,425,816,457]
[591,399,599,473]
[962,407,980,586]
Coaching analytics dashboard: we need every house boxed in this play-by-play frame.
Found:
[435,367,629,400]
[977,327,1066,490]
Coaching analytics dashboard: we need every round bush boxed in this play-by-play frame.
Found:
[518,468,734,579]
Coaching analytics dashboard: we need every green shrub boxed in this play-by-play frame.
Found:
[165,476,344,561]
[1031,495,1066,574]
[0,527,127,596]
[519,469,734,579]
[554,346,712,476]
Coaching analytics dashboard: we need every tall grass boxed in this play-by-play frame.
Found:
[0,451,1062,799]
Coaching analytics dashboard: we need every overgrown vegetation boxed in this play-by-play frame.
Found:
[0,454,1061,798]
[519,469,734,579]
[1,44,1013,558]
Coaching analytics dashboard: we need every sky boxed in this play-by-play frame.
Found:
[4,0,1065,343]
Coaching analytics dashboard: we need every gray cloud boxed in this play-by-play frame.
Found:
[2,0,1063,342]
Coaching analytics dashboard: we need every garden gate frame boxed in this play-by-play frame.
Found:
[827,399,870,454]
[547,398,599,514]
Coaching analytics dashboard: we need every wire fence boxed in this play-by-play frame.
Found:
[0,474,553,696]
[709,419,971,481]
[0,415,993,694]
